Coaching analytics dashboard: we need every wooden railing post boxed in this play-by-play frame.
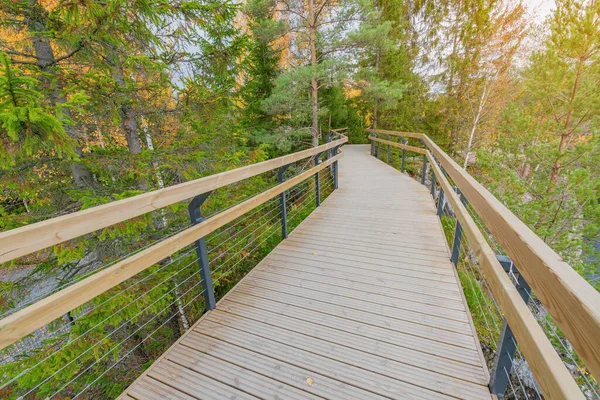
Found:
[490,256,533,399]
[278,164,290,239]
[313,152,324,206]
[188,193,216,311]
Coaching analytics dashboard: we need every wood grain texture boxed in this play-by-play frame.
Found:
[427,152,584,399]
[0,154,342,352]
[119,145,491,400]
[0,137,347,264]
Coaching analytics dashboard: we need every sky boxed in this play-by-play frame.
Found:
[527,0,556,23]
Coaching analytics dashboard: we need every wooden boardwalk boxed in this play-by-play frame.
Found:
[119,145,491,400]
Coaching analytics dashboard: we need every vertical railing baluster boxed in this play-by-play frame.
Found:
[450,189,467,265]
[188,192,216,311]
[436,189,445,216]
[386,134,391,164]
[278,164,290,239]
[421,154,427,185]
[400,137,406,172]
[489,256,532,399]
[314,151,324,206]
[431,171,437,196]
[332,145,340,190]
[370,134,375,156]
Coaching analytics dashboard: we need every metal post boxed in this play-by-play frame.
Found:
[421,154,427,184]
[436,189,445,216]
[377,133,381,159]
[188,192,216,311]
[386,134,391,164]
[370,134,375,156]
[450,190,467,265]
[314,152,324,206]
[431,172,436,196]
[278,164,290,239]
[332,145,340,190]
[489,257,532,399]
[400,137,406,172]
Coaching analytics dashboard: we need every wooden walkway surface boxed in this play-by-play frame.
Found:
[119,145,491,400]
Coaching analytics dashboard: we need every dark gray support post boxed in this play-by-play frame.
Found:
[278,164,290,239]
[377,134,381,159]
[436,189,445,216]
[332,145,340,190]
[421,154,427,184]
[450,190,467,265]
[370,134,375,156]
[489,256,532,399]
[385,134,391,164]
[314,151,324,206]
[188,192,216,311]
[431,171,437,196]
[400,137,406,172]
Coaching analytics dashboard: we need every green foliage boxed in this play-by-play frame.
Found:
[0,53,82,167]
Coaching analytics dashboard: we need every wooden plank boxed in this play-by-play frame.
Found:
[196,319,490,399]
[262,255,462,293]
[236,280,472,332]
[193,319,456,399]
[289,230,450,256]
[147,360,258,399]
[123,377,199,400]
[205,309,487,385]
[281,236,454,267]
[252,266,467,310]
[178,333,387,400]
[0,154,342,351]
[214,300,481,366]
[239,275,469,323]
[271,244,455,278]
[427,150,585,399]
[0,137,347,264]
[165,346,321,400]
[226,288,476,347]
[247,269,470,319]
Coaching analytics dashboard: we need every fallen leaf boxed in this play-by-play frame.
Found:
[306,377,314,386]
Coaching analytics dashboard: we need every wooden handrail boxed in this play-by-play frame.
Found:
[0,136,347,265]
[367,128,600,385]
[428,152,583,399]
[0,153,343,351]
[368,135,426,154]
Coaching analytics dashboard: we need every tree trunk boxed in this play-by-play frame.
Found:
[548,60,584,191]
[25,0,93,188]
[463,81,489,169]
[308,0,319,147]
[143,120,190,331]
[111,60,148,190]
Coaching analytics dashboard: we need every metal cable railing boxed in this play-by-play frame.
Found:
[0,134,345,399]
[367,129,600,400]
